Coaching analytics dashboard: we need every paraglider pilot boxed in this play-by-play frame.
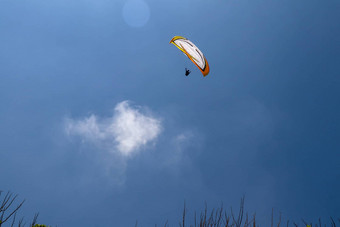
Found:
[185,68,191,76]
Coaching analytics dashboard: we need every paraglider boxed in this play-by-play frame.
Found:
[170,36,210,77]
[185,68,191,76]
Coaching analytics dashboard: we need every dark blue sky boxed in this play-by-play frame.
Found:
[0,0,339,226]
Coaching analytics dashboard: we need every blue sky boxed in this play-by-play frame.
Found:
[0,0,339,226]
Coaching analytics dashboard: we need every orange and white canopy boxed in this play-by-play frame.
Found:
[170,36,210,77]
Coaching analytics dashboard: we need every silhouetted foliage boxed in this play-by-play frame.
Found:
[146,197,339,227]
[0,191,50,227]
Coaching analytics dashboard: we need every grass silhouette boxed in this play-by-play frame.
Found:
[2,191,338,226]
[144,197,339,227]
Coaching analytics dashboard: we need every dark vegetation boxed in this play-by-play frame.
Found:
[147,197,339,227]
[1,191,338,226]
[0,191,48,227]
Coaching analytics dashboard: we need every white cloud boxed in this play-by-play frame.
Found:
[65,101,162,156]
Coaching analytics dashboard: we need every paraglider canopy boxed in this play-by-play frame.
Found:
[170,36,210,77]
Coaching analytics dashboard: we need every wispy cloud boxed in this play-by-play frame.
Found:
[65,101,162,156]
[64,101,202,185]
